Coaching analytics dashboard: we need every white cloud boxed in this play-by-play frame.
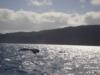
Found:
[90,0,100,5]
[80,0,100,5]
[84,12,100,24]
[0,8,100,33]
[27,0,52,6]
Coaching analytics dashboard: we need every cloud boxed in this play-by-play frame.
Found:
[80,0,100,5]
[84,12,100,24]
[90,0,100,5]
[27,0,52,6]
[0,8,100,33]
[0,9,69,33]
[80,0,86,3]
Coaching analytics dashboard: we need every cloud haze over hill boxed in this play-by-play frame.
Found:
[0,8,100,33]
[0,0,100,33]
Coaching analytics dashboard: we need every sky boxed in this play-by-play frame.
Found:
[0,0,100,33]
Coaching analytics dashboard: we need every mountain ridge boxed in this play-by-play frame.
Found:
[0,25,100,46]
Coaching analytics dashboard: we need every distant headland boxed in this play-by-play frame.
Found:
[0,25,100,46]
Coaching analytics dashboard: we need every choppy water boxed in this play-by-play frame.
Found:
[0,43,100,75]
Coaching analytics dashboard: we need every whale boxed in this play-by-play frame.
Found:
[19,48,40,54]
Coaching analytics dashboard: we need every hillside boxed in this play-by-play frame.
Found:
[0,25,100,46]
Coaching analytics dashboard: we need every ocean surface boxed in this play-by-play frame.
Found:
[0,43,100,75]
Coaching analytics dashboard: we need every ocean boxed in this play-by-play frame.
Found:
[0,43,100,75]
